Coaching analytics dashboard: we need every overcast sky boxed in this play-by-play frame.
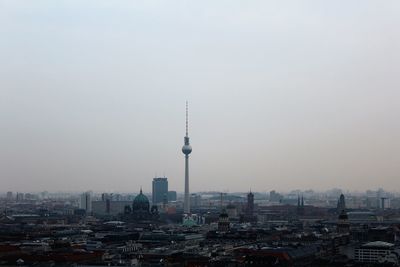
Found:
[0,1,399,193]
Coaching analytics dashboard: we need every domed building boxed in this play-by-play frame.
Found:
[133,189,150,214]
[123,189,158,221]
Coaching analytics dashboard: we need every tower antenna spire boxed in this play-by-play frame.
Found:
[186,101,188,137]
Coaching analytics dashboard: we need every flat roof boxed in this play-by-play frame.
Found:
[361,241,395,248]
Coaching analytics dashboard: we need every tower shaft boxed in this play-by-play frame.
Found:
[184,155,190,213]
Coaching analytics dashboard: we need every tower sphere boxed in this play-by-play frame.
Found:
[182,145,192,155]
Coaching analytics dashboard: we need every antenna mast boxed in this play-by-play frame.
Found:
[186,101,188,137]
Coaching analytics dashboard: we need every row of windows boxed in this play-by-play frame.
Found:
[356,251,388,255]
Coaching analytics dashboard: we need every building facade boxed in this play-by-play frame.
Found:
[152,177,168,204]
[168,191,177,202]
[80,192,92,213]
[355,241,398,264]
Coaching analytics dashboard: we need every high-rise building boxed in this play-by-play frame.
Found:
[337,209,350,234]
[247,191,254,217]
[297,195,305,216]
[181,102,192,214]
[240,191,256,223]
[6,192,13,201]
[152,177,168,204]
[337,194,346,213]
[80,192,92,213]
[168,191,177,202]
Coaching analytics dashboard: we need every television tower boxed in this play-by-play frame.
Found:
[182,101,192,214]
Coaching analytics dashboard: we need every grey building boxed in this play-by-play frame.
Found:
[80,192,92,213]
[6,192,13,201]
[168,191,177,202]
[92,200,132,215]
[152,177,168,204]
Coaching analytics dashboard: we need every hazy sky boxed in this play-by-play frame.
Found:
[0,1,399,193]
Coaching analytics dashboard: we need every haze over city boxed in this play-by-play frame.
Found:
[1,1,399,192]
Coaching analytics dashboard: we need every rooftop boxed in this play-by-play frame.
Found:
[362,241,395,248]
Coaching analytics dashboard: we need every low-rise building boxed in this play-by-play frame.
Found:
[354,241,399,264]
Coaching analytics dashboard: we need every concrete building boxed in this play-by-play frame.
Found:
[355,241,399,264]
[226,203,238,219]
[80,192,92,213]
[168,191,177,202]
[337,194,346,213]
[190,194,201,208]
[152,177,168,204]
[247,191,254,217]
[92,201,132,216]
[6,192,13,201]
[16,192,24,202]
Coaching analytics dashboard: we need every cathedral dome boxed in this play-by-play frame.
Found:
[133,189,150,212]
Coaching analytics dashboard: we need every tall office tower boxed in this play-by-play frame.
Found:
[247,191,254,216]
[297,195,305,216]
[80,192,92,213]
[152,177,168,204]
[337,194,346,212]
[181,102,192,214]
[101,193,112,214]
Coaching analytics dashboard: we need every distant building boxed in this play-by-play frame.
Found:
[16,192,24,202]
[92,200,132,215]
[337,194,346,213]
[218,209,230,232]
[347,211,378,223]
[101,193,110,201]
[80,192,92,213]
[182,213,204,226]
[152,177,168,204]
[337,209,350,234]
[190,194,201,208]
[168,191,177,202]
[226,203,238,219]
[355,241,398,264]
[123,189,158,221]
[297,195,305,216]
[270,190,283,202]
[247,191,254,217]
[6,192,13,201]
[240,191,257,223]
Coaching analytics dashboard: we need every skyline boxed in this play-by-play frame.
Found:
[1,1,399,192]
